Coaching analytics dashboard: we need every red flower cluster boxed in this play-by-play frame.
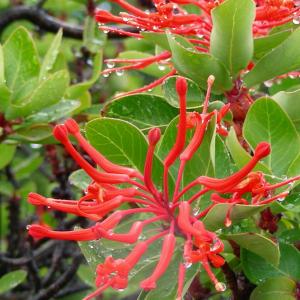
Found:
[27,77,300,300]
[96,0,300,95]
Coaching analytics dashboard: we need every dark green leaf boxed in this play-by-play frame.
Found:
[167,34,232,94]
[242,243,300,284]
[243,98,300,176]
[244,28,300,87]
[85,118,167,188]
[250,276,296,300]
[210,0,255,76]
[103,94,178,130]
[224,233,280,266]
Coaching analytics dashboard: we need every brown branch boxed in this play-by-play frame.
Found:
[0,5,138,39]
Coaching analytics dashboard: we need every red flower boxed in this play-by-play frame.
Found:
[27,76,300,299]
[95,0,300,96]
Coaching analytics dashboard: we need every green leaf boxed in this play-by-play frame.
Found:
[243,98,300,176]
[39,29,62,81]
[3,26,40,91]
[0,270,27,293]
[0,144,16,170]
[167,34,232,94]
[0,45,5,84]
[11,124,52,142]
[83,16,106,53]
[67,51,102,99]
[244,28,300,87]
[242,243,300,284]
[226,128,271,174]
[287,154,300,181]
[25,100,80,124]
[162,76,205,109]
[223,233,280,266]
[0,84,11,113]
[254,30,292,60]
[6,70,69,119]
[69,169,91,190]
[250,276,296,300]
[141,32,170,51]
[103,94,178,130]
[85,118,167,188]
[117,51,170,78]
[77,265,95,287]
[272,89,300,132]
[210,0,255,76]
[203,204,267,231]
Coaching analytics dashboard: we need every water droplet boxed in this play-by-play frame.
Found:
[264,80,273,87]
[157,63,166,71]
[26,225,30,230]
[106,61,115,69]
[225,218,232,227]
[147,88,152,92]
[117,288,125,292]
[293,17,300,25]
[122,17,129,22]
[153,25,159,30]
[116,69,124,76]
[215,282,226,292]
[107,229,114,236]
[184,261,192,269]
[103,72,110,78]
[145,10,150,14]
[277,197,285,202]
[210,240,219,252]
[103,29,109,34]
[196,34,204,38]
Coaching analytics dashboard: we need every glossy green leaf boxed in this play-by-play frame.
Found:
[6,70,69,119]
[203,204,267,231]
[244,28,300,87]
[103,94,178,130]
[162,76,205,108]
[25,99,80,124]
[273,89,300,132]
[117,51,170,78]
[250,276,296,300]
[3,26,40,91]
[254,30,292,60]
[77,265,95,287]
[167,34,232,94]
[226,128,271,174]
[0,144,16,170]
[224,233,279,266]
[0,270,27,293]
[210,0,255,76]
[141,32,170,51]
[85,118,167,188]
[287,154,300,180]
[243,98,300,176]
[242,243,300,284]
[39,29,62,81]
[69,169,91,190]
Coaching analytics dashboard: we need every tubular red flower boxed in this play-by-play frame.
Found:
[140,233,176,290]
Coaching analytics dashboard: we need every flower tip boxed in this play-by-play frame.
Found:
[215,282,226,292]
[148,128,161,145]
[65,118,80,135]
[224,218,232,227]
[53,124,68,143]
[140,279,156,290]
[176,77,188,97]
[255,142,271,158]
[28,193,46,205]
[27,224,49,239]
[95,10,115,23]
[207,75,215,85]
